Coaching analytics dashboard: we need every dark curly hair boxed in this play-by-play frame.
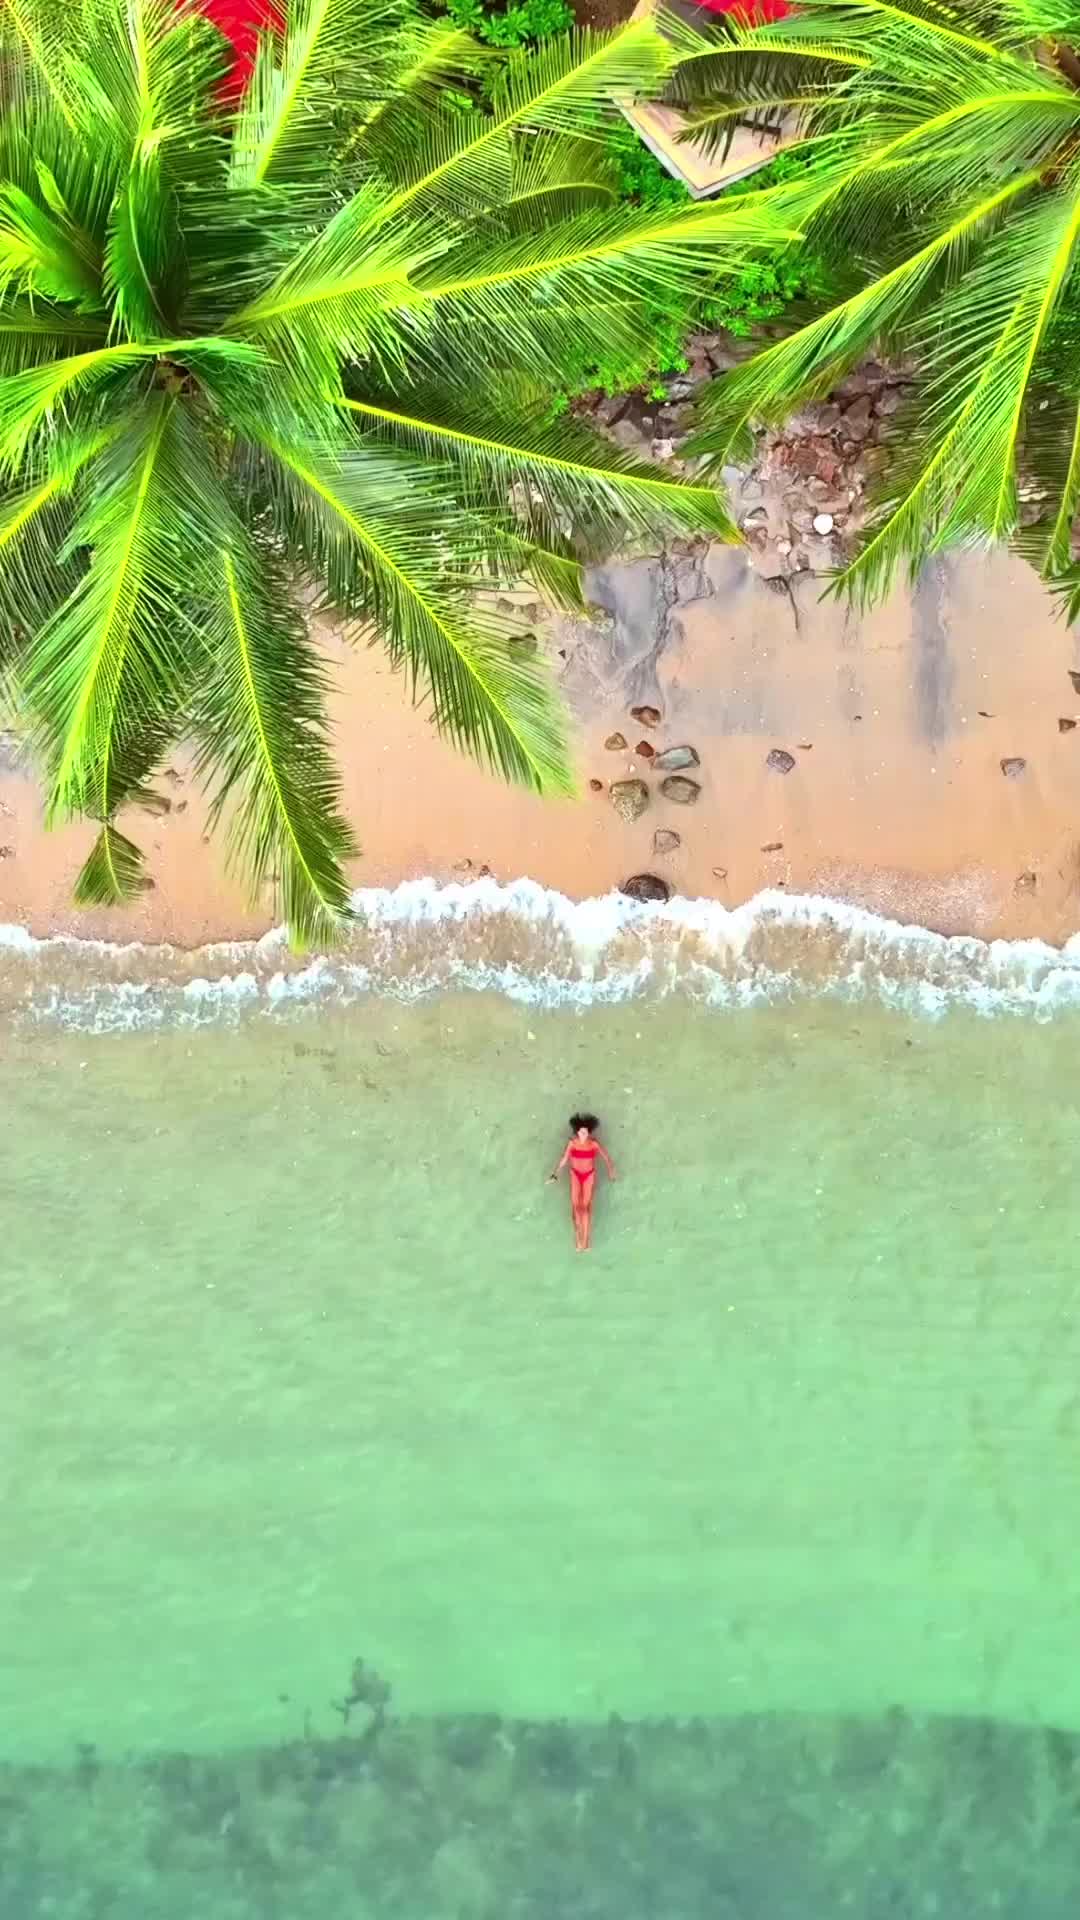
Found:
[569,1112,599,1134]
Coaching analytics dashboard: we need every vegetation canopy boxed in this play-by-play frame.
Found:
[673,0,1080,613]
[0,0,786,943]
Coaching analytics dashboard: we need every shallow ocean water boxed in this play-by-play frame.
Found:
[5,973,1080,1914]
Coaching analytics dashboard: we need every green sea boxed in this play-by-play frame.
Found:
[5,887,1080,1915]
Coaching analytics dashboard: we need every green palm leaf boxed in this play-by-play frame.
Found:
[263,432,575,794]
[340,387,736,548]
[194,540,357,949]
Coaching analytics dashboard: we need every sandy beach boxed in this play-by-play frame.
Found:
[2,542,1079,949]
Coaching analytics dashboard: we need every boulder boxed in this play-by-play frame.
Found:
[1014,870,1037,896]
[843,395,874,439]
[620,873,671,904]
[653,744,701,774]
[635,739,656,760]
[1058,717,1077,733]
[652,829,681,855]
[604,731,628,751]
[660,775,701,805]
[630,704,662,728]
[812,513,835,535]
[1070,670,1080,695]
[609,778,650,823]
[1000,756,1027,779]
[766,748,796,774]
[588,779,604,793]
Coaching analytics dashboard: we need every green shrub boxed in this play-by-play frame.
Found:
[438,0,573,46]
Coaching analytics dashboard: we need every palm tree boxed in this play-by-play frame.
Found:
[669,0,1080,614]
[0,0,781,944]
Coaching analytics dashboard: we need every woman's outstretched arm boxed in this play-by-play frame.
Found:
[548,1144,571,1183]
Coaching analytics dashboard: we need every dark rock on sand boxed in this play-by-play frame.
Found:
[652,829,681,855]
[653,745,700,774]
[761,841,784,853]
[630,704,662,728]
[634,739,656,760]
[589,778,604,793]
[766,748,796,774]
[1058,717,1077,733]
[660,775,701,805]
[712,865,728,879]
[604,731,628,751]
[620,873,671,904]
[1014,871,1038,896]
[1000,756,1027,778]
[1070,670,1080,695]
[610,778,650,823]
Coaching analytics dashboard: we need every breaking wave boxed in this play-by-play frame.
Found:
[4,878,1080,1031]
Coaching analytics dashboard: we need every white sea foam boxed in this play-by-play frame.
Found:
[3,879,1080,1031]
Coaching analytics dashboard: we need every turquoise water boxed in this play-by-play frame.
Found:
[5,962,1080,1913]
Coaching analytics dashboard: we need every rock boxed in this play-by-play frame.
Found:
[843,395,874,439]
[813,403,842,432]
[790,508,815,535]
[797,742,813,751]
[610,778,650,823]
[766,748,796,774]
[175,801,188,814]
[604,731,628,751]
[712,866,728,880]
[1069,670,1080,695]
[653,744,701,774]
[634,739,656,760]
[739,480,764,504]
[1014,870,1038,896]
[453,858,473,872]
[761,840,784,853]
[610,418,649,455]
[742,506,768,526]
[652,438,676,462]
[874,386,905,416]
[620,872,671,904]
[1059,717,1077,733]
[0,845,13,859]
[592,393,630,430]
[660,775,701,804]
[812,512,835,535]
[1000,756,1027,779]
[588,778,604,793]
[776,539,792,556]
[630,704,662,728]
[653,828,682,855]
[163,767,184,788]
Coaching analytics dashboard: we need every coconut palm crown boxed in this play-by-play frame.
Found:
[670,0,1080,613]
[0,0,784,942]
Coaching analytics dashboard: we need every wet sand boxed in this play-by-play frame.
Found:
[2,545,1079,947]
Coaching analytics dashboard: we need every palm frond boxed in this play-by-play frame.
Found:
[231,0,408,191]
[340,386,736,549]
[689,168,1042,468]
[0,427,112,634]
[833,187,1080,607]
[73,821,155,904]
[358,18,679,222]
[0,182,103,308]
[194,540,357,949]
[0,0,79,127]
[1013,388,1080,578]
[261,431,575,795]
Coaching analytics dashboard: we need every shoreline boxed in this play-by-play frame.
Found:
[3,545,1080,958]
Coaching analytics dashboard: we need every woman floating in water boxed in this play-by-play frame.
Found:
[548,1112,616,1252]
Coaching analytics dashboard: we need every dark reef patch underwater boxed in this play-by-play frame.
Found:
[3,1709,1079,1917]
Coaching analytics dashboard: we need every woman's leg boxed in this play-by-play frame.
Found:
[570,1173,586,1250]
[580,1171,595,1250]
